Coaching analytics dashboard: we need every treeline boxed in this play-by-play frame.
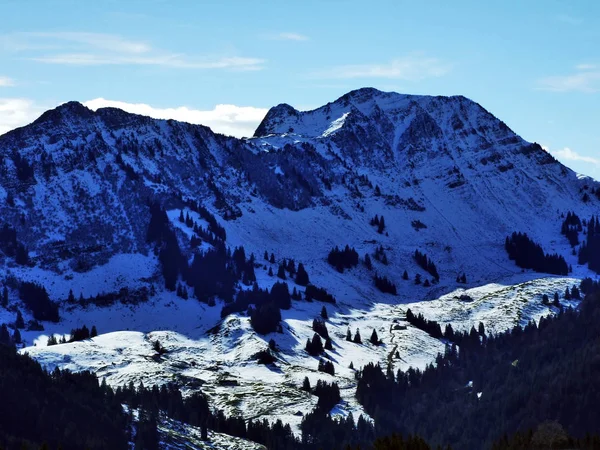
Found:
[148,202,256,303]
[327,245,359,272]
[354,284,600,449]
[405,308,485,348]
[47,324,98,345]
[561,211,582,247]
[578,215,600,274]
[505,232,569,275]
[374,274,397,295]
[414,250,439,281]
[66,287,150,308]
[0,223,29,266]
[0,344,128,450]
[19,281,59,322]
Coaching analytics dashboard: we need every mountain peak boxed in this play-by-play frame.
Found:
[32,101,94,127]
[253,103,299,137]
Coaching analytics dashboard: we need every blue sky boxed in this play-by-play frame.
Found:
[0,0,599,177]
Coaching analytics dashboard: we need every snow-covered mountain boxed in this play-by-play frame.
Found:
[1,88,599,447]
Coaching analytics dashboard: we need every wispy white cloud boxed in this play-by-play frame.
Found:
[0,76,14,87]
[537,64,600,93]
[544,145,600,166]
[1,32,265,71]
[30,53,265,70]
[84,98,268,138]
[0,98,47,135]
[269,32,309,41]
[313,54,451,80]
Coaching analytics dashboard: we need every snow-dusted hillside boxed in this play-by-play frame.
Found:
[0,88,599,444]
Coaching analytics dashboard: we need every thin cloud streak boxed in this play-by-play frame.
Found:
[30,54,265,70]
[1,31,265,71]
[550,147,600,166]
[271,32,309,41]
[537,65,600,93]
[313,55,451,80]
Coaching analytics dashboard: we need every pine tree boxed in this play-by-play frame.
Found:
[377,216,385,234]
[402,270,408,280]
[324,337,333,350]
[264,250,269,261]
[12,328,21,344]
[179,209,185,223]
[353,328,362,344]
[295,263,310,286]
[365,253,373,270]
[91,325,98,338]
[15,310,24,329]
[268,266,273,276]
[369,329,379,345]
[0,324,10,345]
[67,289,75,303]
[277,264,286,280]
[269,253,275,264]
[564,287,572,300]
[302,376,311,392]
[320,306,328,320]
[47,334,58,346]
[346,328,352,341]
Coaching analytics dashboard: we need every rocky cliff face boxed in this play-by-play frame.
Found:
[0,88,596,282]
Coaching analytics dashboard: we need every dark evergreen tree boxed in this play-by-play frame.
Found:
[320,306,329,320]
[377,216,386,234]
[306,333,324,356]
[301,376,311,392]
[277,264,287,280]
[0,324,11,345]
[370,329,380,345]
[312,318,329,339]
[295,263,310,286]
[365,253,373,270]
[318,359,335,375]
[353,328,362,344]
[12,328,21,345]
[15,310,24,329]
